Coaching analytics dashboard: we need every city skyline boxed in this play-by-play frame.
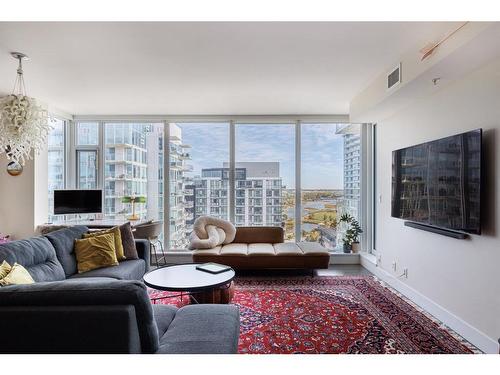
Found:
[180,123,346,190]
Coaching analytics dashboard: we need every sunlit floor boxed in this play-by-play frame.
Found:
[315,264,372,277]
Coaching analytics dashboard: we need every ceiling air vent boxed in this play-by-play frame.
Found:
[387,63,401,90]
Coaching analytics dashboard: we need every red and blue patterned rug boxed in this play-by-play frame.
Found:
[149,275,478,354]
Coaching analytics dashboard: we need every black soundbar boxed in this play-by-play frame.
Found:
[404,221,468,239]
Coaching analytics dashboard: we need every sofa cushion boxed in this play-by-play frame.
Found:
[273,242,304,255]
[68,259,146,280]
[74,233,119,273]
[152,304,178,337]
[83,226,126,261]
[119,222,139,259]
[0,260,11,278]
[62,277,116,283]
[156,304,240,354]
[0,263,35,286]
[248,243,275,256]
[220,243,247,256]
[297,241,330,255]
[192,246,221,256]
[233,226,284,243]
[0,237,65,282]
[45,226,88,277]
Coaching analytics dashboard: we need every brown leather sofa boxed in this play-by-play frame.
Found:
[192,227,330,270]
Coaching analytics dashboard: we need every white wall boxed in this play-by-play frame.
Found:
[0,147,48,240]
[373,57,500,350]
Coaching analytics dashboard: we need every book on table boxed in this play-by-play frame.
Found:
[195,263,232,274]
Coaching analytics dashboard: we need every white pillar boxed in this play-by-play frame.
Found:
[0,145,48,240]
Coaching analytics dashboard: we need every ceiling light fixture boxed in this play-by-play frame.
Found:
[0,52,50,165]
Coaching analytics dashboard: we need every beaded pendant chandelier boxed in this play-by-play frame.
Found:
[0,52,50,165]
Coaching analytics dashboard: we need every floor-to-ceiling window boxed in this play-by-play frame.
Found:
[47,117,66,221]
[235,123,295,241]
[76,122,99,189]
[71,122,166,232]
[301,123,361,251]
[55,118,368,253]
[167,122,229,249]
[103,123,164,227]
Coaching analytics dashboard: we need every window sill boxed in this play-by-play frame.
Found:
[359,252,377,265]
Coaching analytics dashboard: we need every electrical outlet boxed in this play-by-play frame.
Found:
[377,254,382,265]
[392,261,397,271]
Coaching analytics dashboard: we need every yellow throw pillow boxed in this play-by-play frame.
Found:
[0,263,35,286]
[83,226,126,261]
[74,233,119,274]
[0,260,12,279]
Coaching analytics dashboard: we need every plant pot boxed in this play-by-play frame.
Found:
[343,244,352,253]
[351,242,361,253]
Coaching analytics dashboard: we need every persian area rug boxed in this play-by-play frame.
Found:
[148,275,479,354]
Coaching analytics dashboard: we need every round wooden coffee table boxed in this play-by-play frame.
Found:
[143,264,235,304]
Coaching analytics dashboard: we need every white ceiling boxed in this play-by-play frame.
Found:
[0,22,458,115]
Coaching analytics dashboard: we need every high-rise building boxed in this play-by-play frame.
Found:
[192,162,283,227]
[336,124,361,220]
[146,124,165,222]
[47,118,65,221]
[101,122,193,249]
[104,124,149,219]
[169,124,193,249]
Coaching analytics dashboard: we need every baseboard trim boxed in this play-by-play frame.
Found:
[360,254,498,354]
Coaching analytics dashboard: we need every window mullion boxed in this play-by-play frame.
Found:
[164,121,171,250]
[295,120,301,242]
[229,120,235,223]
[98,121,105,192]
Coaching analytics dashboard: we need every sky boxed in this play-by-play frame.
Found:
[178,123,347,190]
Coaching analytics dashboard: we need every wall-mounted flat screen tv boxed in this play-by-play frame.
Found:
[54,190,103,215]
[391,129,482,234]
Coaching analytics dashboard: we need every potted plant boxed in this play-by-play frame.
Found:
[339,213,363,253]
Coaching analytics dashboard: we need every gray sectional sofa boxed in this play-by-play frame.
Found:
[0,226,149,282]
[0,226,240,354]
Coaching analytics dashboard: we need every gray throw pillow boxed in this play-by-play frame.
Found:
[119,222,138,259]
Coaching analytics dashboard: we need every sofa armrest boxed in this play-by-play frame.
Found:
[135,239,150,270]
[0,280,159,354]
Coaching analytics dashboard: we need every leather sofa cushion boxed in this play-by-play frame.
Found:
[297,241,331,255]
[193,246,221,256]
[45,226,89,277]
[248,243,275,256]
[273,242,304,255]
[220,243,248,256]
[0,237,65,282]
[193,242,329,257]
[233,226,284,243]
